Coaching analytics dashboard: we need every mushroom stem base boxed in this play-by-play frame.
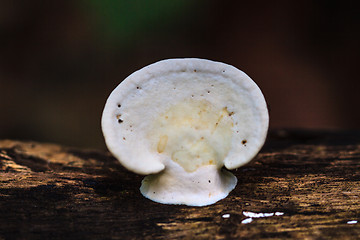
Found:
[140,162,237,206]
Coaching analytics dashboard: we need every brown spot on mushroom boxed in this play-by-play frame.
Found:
[207,90,211,93]
[214,112,225,128]
[157,135,168,153]
[242,140,247,145]
[222,107,233,116]
[136,86,141,89]
[194,69,197,72]
[123,137,126,140]
[118,119,123,123]
[116,114,121,119]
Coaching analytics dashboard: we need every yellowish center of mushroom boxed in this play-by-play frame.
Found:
[152,100,233,172]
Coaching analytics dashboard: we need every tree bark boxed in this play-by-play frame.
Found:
[0,130,359,239]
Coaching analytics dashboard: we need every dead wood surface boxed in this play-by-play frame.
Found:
[0,130,359,239]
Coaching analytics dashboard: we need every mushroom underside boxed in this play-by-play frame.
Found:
[140,161,237,206]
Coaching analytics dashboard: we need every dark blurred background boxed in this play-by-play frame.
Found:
[1,0,359,149]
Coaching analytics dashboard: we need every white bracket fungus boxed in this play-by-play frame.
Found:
[101,58,269,206]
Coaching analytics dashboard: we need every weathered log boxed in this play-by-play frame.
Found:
[0,130,359,239]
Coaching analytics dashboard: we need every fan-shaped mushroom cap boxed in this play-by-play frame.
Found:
[102,58,268,206]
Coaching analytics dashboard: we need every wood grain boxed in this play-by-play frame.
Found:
[0,130,359,239]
